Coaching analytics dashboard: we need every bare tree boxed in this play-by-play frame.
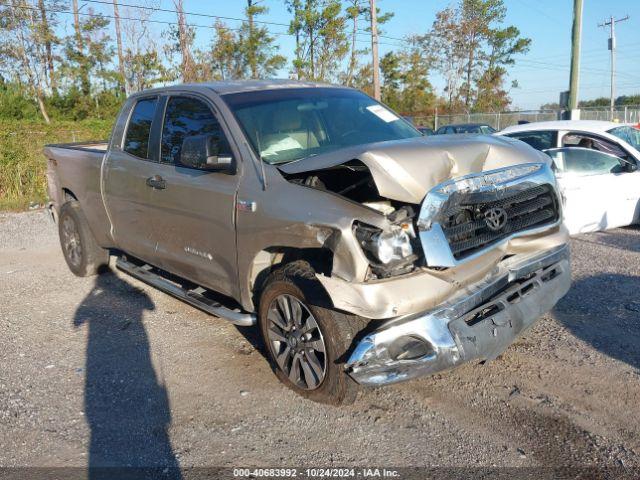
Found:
[112,0,127,94]
[429,7,466,110]
[1,0,51,121]
[36,0,57,95]
[71,0,91,95]
[345,0,364,86]
[173,0,196,82]
[122,2,166,92]
[429,0,530,112]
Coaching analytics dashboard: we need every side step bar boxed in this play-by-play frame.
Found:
[116,257,256,327]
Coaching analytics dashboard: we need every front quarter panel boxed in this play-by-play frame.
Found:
[235,160,388,312]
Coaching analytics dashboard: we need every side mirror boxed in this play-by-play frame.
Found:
[620,157,638,172]
[179,134,233,172]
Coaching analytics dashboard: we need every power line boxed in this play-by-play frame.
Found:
[515,58,640,81]
[513,0,565,27]
[1,2,405,48]
[522,39,640,66]
[515,81,638,95]
[86,0,292,28]
[81,0,412,44]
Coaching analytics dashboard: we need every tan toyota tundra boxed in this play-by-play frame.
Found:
[45,80,571,405]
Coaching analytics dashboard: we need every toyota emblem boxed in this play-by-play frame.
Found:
[484,207,508,231]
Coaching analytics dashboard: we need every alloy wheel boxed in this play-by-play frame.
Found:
[266,294,327,390]
[61,215,82,268]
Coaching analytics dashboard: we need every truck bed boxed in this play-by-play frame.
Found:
[45,140,111,246]
[45,140,109,153]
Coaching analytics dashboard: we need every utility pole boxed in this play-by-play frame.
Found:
[568,0,583,119]
[599,15,629,120]
[369,0,380,100]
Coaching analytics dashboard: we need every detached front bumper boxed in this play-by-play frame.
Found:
[345,244,571,386]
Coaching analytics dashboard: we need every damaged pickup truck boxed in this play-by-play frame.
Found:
[45,81,571,404]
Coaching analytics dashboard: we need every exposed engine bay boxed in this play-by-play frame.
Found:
[283,160,423,279]
[280,135,559,280]
[284,160,385,206]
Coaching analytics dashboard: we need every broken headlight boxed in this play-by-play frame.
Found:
[354,221,418,278]
[435,163,543,195]
[372,227,413,264]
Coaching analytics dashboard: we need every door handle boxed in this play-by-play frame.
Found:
[146,175,166,190]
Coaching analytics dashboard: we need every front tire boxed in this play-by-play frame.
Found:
[58,201,110,277]
[258,261,366,405]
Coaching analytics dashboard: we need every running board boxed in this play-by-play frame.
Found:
[115,258,256,327]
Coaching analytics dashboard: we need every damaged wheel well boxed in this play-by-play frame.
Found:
[249,246,334,309]
[62,188,78,203]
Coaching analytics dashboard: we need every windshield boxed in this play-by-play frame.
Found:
[222,88,421,165]
[608,126,640,150]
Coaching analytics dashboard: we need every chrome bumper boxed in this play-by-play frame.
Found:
[345,244,571,386]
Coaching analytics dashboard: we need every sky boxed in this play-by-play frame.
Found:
[68,0,640,110]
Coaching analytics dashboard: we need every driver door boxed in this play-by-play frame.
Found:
[546,147,640,234]
[145,94,241,299]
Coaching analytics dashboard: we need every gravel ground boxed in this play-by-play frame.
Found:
[0,211,639,475]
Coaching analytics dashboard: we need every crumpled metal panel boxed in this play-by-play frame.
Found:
[279,135,551,204]
[417,162,562,267]
[316,225,569,319]
[345,244,571,386]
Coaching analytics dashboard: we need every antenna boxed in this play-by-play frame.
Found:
[254,130,268,190]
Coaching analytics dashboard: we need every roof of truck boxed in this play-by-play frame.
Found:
[207,79,344,94]
[132,79,346,97]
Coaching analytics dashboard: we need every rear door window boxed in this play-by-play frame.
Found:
[507,131,557,151]
[123,98,158,159]
[161,96,231,165]
[563,132,629,159]
[546,148,623,176]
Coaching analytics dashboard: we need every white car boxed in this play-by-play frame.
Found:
[498,120,640,235]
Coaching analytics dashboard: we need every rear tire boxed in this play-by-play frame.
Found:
[58,201,109,277]
[258,261,367,405]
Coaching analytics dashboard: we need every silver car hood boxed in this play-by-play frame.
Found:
[278,135,550,204]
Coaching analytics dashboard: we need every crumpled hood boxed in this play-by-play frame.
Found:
[278,135,550,204]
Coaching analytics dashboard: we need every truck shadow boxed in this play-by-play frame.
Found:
[553,273,640,371]
[234,325,269,360]
[73,272,181,479]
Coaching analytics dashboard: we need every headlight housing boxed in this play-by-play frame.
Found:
[373,227,413,264]
[354,221,418,278]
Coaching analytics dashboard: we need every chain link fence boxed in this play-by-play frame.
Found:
[580,106,640,123]
[412,106,640,130]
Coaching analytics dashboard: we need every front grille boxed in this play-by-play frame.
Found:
[442,184,559,260]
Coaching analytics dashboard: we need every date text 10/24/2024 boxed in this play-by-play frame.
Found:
[233,468,400,478]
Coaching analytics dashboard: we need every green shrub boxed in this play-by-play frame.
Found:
[0,85,40,120]
[0,119,113,211]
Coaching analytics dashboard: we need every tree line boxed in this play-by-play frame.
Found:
[0,0,531,123]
